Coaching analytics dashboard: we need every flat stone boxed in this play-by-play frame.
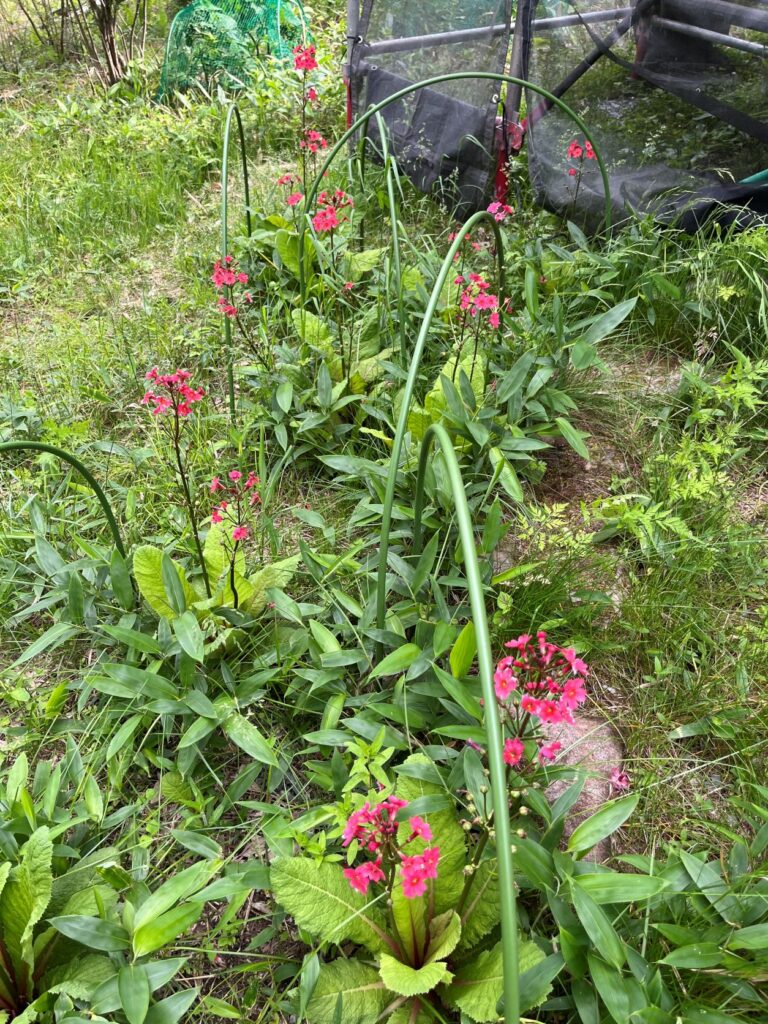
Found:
[541,715,624,863]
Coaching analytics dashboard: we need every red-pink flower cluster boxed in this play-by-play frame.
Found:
[300,128,328,154]
[292,44,317,72]
[211,255,252,319]
[311,189,353,234]
[487,200,514,222]
[342,797,440,899]
[567,138,596,176]
[142,368,204,417]
[210,469,260,543]
[277,173,304,207]
[495,631,589,768]
[455,272,501,329]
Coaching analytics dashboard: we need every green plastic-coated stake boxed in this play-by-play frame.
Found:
[298,70,613,303]
[220,103,253,421]
[412,421,519,1024]
[0,440,127,558]
[374,208,504,654]
[374,111,407,363]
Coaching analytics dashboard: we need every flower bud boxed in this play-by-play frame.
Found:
[519,805,529,816]
[516,828,526,838]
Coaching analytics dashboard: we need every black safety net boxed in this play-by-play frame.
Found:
[521,0,768,230]
[350,0,513,215]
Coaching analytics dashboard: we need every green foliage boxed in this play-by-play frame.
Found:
[0,827,229,1024]
[2,38,768,1024]
[272,754,557,1023]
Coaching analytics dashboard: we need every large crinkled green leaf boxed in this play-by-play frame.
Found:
[203,521,245,588]
[271,858,390,955]
[392,885,427,967]
[379,954,452,998]
[43,954,116,999]
[306,959,387,1024]
[133,546,199,621]
[292,308,331,347]
[458,858,500,952]
[349,348,393,395]
[394,754,466,914]
[34,883,119,970]
[389,1003,433,1024]
[0,863,10,901]
[406,404,433,442]
[425,911,461,964]
[442,937,547,1021]
[0,826,53,975]
[347,247,386,279]
[47,847,119,918]
[239,555,300,615]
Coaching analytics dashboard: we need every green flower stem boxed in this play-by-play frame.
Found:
[298,70,612,303]
[0,440,126,558]
[169,415,211,598]
[220,102,253,423]
[411,421,519,1024]
[455,827,490,919]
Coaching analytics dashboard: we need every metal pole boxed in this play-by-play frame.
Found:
[506,0,532,124]
[666,0,768,33]
[345,0,360,126]
[652,16,768,56]
[361,9,631,57]
[345,0,359,80]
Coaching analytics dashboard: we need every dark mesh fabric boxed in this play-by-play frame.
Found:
[522,0,768,231]
[350,0,512,214]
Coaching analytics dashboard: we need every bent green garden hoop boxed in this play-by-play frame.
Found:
[373,110,407,362]
[0,441,127,558]
[413,421,520,1024]
[298,70,613,302]
[221,102,253,419]
[373,208,504,646]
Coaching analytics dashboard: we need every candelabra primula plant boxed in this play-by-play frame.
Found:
[271,754,552,1024]
[135,369,298,634]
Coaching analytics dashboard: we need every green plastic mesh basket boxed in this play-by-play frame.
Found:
[157,0,308,101]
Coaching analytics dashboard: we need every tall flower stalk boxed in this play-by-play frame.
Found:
[142,368,211,597]
[209,469,261,609]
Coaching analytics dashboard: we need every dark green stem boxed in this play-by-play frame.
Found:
[456,828,490,919]
[170,416,211,598]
